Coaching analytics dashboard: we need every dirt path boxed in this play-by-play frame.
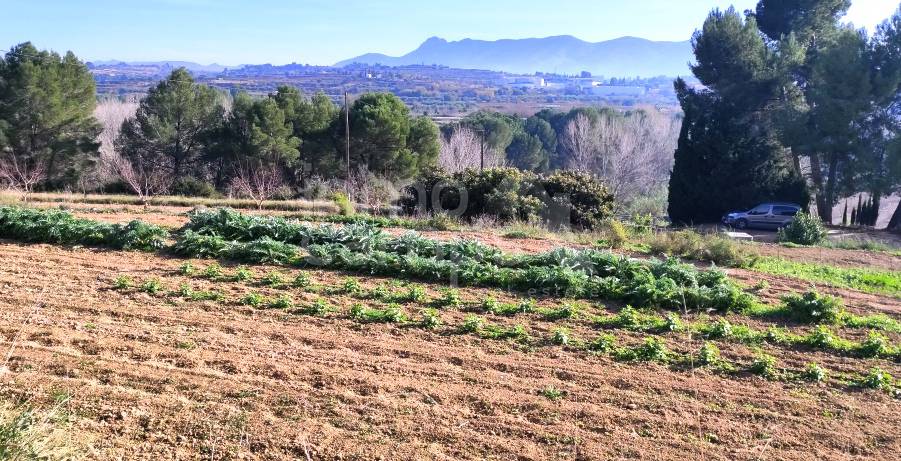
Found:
[1,242,899,460]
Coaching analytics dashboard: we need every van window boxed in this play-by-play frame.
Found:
[748,205,770,215]
[773,206,799,216]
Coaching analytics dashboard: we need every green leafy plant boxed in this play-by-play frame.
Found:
[113,276,133,290]
[697,342,721,366]
[179,262,195,276]
[240,292,265,307]
[419,308,442,329]
[461,315,485,334]
[750,352,778,379]
[269,294,294,309]
[202,263,223,279]
[341,277,361,294]
[551,327,571,346]
[802,363,827,383]
[861,367,894,390]
[292,272,311,288]
[262,271,285,287]
[780,291,844,324]
[539,386,565,401]
[232,265,253,281]
[587,333,617,353]
[435,289,463,308]
[140,279,163,294]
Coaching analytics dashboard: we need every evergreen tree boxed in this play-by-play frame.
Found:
[117,68,223,182]
[0,42,100,188]
[668,9,807,223]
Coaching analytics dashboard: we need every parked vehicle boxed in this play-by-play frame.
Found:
[722,203,802,230]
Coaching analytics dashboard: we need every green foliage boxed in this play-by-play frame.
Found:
[751,257,901,298]
[750,352,778,379]
[0,207,168,251]
[539,386,564,401]
[402,168,614,229]
[233,266,253,282]
[117,68,223,184]
[461,315,485,334]
[203,263,223,279]
[262,271,285,287]
[777,213,827,245]
[171,177,220,198]
[419,308,442,329]
[647,230,756,267]
[861,367,894,390]
[340,277,361,294]
[627,337,670,362]
[113,276,132,290]
[140,279,163,294]
[0,42,100,189]
[802,363,827,383]
[780,291,844,324]
[240,292,265,307]
[697,342,721,366]
[350,303,407,324]
[179,262,195,276]
[299,298,334,316]
[332,192,354,217]
[587,334,617,353]
[269,294,294,309]
[292,272,311,288]
[551,327,571,346]
[435,289,463,308]
[858,332,891,358]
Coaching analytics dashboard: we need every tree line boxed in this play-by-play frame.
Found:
[670,0,901,229]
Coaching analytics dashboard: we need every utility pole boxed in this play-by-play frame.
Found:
[479,130,485,171]
[344,91,350,190]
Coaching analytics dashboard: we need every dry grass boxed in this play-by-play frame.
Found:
[0,190,337,213]
[0,401,84,460]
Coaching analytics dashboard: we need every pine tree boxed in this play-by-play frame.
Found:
[0,42,100,188]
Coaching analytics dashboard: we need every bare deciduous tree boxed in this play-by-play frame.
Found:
[229,162,285,209]
[0,153,47,202]
[346,166,398,213]
[439,126,505,172]
[560,108,679,205]
[108,153,171,206]
[86,98,140,193]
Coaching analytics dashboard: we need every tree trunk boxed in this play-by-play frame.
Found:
[808,152,829,221]
[822,153,839,225]
[888,199,901,232]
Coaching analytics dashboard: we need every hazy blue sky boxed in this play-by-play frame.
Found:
[2,0,898,65]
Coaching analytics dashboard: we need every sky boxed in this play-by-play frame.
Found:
[1,0,899,65]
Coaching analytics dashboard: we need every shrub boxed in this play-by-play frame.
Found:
[203,263,223,279]
[269,294,294,309]
[587,333,617,353]
[461,315,485,333]
[400,168,614,229]
[171,177,220,198]
[179,262,195,276]
[600,219,629,249]
[233,266,253,281]
[333,192,355,217]
[777,212,827,245]
[262,271,284,287]
[633,337,670,362]
[781,291,844,324]
[292,272,311,288]
[539,386,564,401]
[858,332,890,358]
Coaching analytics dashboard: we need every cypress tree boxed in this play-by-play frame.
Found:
[842,201,848,227]
[851,207,857,226]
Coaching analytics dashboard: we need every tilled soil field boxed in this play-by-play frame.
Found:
[1,239,899,460]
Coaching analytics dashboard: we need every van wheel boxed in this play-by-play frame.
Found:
[735,219,748,230]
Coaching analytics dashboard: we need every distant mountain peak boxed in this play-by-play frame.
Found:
[336,35,691,76]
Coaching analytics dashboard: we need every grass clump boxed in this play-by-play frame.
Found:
[202,263,223,279]
[539,386,565,401]
[232,265,253,282]
[434,289,463,309]
[0,402,82,460]
[268,294,294,309]
[261,271,285,287]
[646,230,756,267]
[179,262,196,276]
[332,192,355,217]
[291,272,311,288]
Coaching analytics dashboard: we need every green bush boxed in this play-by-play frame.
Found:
[171,177,220,198]
[780,291,844,324]
[332,192,355,217]
[400,168,614,229]
[777,212,827,245]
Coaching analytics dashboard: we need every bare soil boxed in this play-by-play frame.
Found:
[1,240,900,460]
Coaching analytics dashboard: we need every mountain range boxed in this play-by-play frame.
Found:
[335,35,693,77]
